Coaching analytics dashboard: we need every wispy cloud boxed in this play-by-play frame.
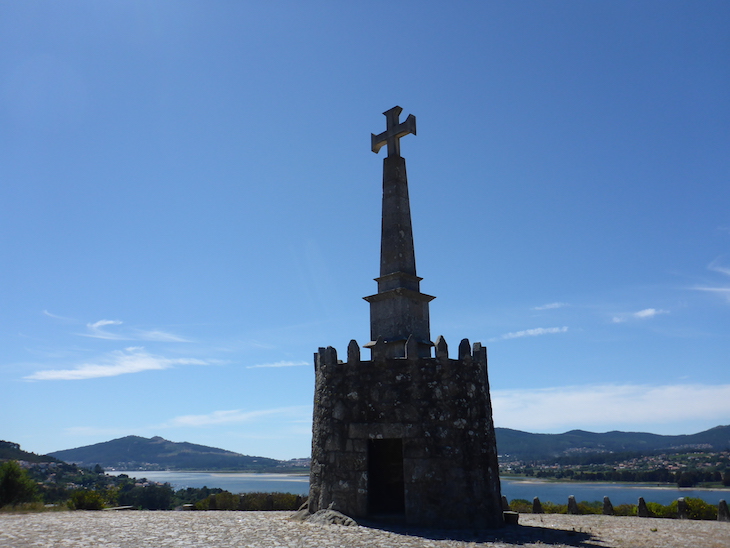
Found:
[694,286,730,302]
[165,406,309,427]
[612,308,669,323]
[492,326,568,341]
[532,302,568,311]
[693,258,730,303]
[246,360,308,369]
[80,319,128,340]
[134,329,191,343]
[634,308,668,319]
[492,383,730,432]
[708,258,730,277]
[43,310,75,322]
[24,347,209,381]
[78,319,190,342]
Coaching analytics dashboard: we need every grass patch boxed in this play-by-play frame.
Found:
[0,502,69,514]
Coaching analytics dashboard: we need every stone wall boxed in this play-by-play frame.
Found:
[309,335,503,528]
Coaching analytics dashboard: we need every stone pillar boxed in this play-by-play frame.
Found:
[718,499,729,522]
[501,495,510,511]
[567,495,579,515]
[532,497,544,514]
[603,496,614,515]
[637,497,651,517]
[677,497,688,519]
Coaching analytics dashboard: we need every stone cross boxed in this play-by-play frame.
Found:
[371,106,416,157]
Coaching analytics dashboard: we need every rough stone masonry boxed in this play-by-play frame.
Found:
[308,107,503,528]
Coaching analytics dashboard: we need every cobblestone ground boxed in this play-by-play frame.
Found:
[1,511,729,548]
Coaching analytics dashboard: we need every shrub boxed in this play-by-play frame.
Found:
[211,491,241,510]
[645,501,685,518]
[508,498,531,513]
[541,502,568,514]
[69,490,105,510]
[195,491,303,511]
[576,501,602,515]
[612,504,637,516]
[118,484,173,510]
[665,498,717,520]
[685,498,718,520]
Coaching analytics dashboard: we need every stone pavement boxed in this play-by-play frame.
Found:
[1,511,729,548]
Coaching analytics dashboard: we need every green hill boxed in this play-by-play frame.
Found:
[45,425,730,470]
[48,435,280,471]
[0,440,59,463]
[495,425,730,461]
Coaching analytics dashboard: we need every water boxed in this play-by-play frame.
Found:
[109,471,728,505]
[500,478,727,506]
[108,471,309,495]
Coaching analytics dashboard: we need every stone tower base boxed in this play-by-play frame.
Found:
[309,336,503,529]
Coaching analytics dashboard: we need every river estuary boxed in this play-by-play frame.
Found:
[108,471,728,506]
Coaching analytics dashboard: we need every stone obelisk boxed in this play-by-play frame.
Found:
[364,106,434,358]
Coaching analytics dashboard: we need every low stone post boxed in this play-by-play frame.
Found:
[532,497,544,514]
[602,496,613,515]
[677,497,688,519]
[637,497,650,517]
[718,500,729,522]
[501,496,510,511]
[567,495,579,515]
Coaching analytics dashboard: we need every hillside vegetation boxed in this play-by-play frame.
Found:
[495,425,730,461]
[0,441,59,464]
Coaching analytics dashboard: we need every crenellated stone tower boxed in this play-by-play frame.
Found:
[309,107,503,528]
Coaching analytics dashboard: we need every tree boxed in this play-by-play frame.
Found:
[118,483,173,510]
[0,461,39,507]
[69,490,105,510]
[677,470,698,488]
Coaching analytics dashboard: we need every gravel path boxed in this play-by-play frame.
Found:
[1,511,728,548]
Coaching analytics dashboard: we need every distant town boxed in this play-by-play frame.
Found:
[500,449,730,487]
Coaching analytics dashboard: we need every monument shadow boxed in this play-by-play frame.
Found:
[357,518,601,547]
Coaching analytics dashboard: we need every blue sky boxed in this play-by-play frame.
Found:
[1,1,729,460]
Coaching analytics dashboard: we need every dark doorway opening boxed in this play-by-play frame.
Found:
[368,438,405,515]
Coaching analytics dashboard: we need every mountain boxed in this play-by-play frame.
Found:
[48,435,280,471]
[45,426,730,470]
[0,440,59,464]
[495,425,730,461]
